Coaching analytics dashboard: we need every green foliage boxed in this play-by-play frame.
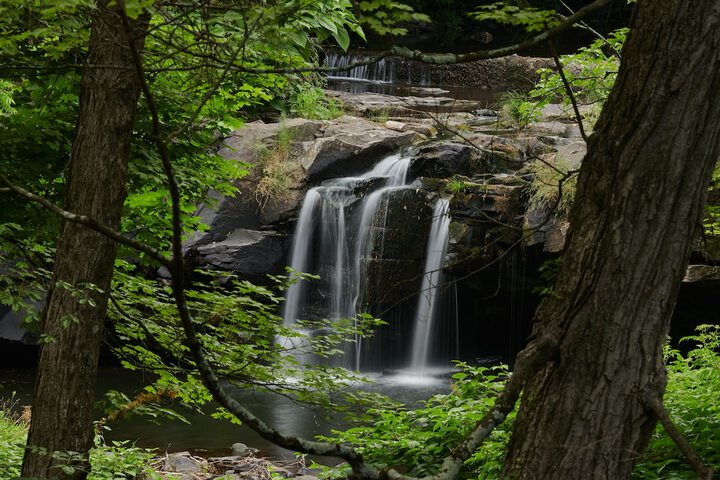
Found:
[89,435,158,480]
[0,408,158,480]
[315,326,720,480]
[108,264,395,420]
[498,90,542,130]
[532,28,625,116]
[528,154,578,216]
[633,325,720,479]
[0,0,367,259]
[446,176,470,194]
[532,256,563,298]
[0,398,27,479]
[356,1,430,36]
[488,17,626,135]
[289,83,344,120]
[318,363,512,478]
[253,124,305,206]
[472,2,560,32]
[703,163,720,240]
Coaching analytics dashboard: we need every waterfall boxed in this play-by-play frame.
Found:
[283,152,452,371]
[324,51,394,83]
[283,189,322,326]
[409,198,451,371]
[282,153,410,328]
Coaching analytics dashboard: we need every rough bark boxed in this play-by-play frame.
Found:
[21,4,148,479]
[504,2,720,478]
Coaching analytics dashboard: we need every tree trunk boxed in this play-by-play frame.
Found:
[504,2,720,478]
[21,5,147,479]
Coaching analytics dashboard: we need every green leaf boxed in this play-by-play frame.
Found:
[333,27,350,51]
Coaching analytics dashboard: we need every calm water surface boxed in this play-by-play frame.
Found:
[0,367,450,461]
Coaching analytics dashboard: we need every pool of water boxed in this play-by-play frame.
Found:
[0,367,451,461]
[326,78,500,106]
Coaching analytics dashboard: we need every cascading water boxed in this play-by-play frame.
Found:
[324,51,394,83]
[282,152,452,371]
[324,51,433,86]
[409,198,451,371]
[282,154,410,326]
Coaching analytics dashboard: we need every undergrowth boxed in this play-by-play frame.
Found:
[254,124,304,206]
[289,83,343,120]
[528,154,578,216]
[0,404,157,480]
[0,398,26,479]
[316,325,720,479]
[3,326,718,478]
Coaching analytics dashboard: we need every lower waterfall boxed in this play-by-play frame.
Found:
[409,198,451,371]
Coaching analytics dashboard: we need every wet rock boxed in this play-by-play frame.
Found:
[231,443,251,456]
[360,189,434,304]
[683,265,720,284]
[540,103,594,122]
[410,142,478,178]
[384,120,407,132]
[299,117,420,182]
[162,452,208,476]
[408,86,450,95]
[183,116,420,281]
[293,475,319,480]
[0,303,39,344]
[523,207,569,253]
[326,90,483,116]
[405,123,436,137]
[387,54,551,90]
[473,109,499,117]
[296,467,324,477]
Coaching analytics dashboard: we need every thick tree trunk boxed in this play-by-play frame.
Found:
[21,5,147,479]
[504,2,720,479]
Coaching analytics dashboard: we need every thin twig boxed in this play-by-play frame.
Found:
[551,46,588,142]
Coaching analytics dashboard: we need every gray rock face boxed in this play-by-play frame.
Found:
[410,142,478,178]
[0,305,37,344]
[298,117,420,181]
[162,452,208,477]
[683,265,720,284]
[193,229,288,283]
[361,189,434,305]
[229,442,259,457]
[326,90,483,117]
[187,116,420,280]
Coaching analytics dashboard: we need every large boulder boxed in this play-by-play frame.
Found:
[409,142,479,178]
[0,305,37,344]
[298,116,420,181]
[192,229,287,283]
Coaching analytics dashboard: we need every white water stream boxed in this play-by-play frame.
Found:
[282,152,451,371]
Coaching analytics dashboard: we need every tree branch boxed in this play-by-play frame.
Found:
[387,0,613,64]
[384,337,557,480]
[0,174,171,268]
[645,396,715,480]
[551,47,588,142]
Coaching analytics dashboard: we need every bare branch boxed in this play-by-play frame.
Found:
[551,47,588,142]
[388,0,614,64]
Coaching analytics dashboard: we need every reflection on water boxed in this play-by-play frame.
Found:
[0,367,450,460]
